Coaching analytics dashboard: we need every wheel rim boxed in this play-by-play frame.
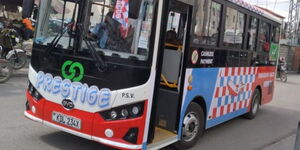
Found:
[182,112,199,142]
[11,55,26,69]
[252,94,259,114]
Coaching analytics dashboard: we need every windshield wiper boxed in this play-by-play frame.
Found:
[78,24,107,72]
[43,23,73,58]
[44,0,78,58]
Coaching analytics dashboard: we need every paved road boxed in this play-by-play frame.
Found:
[0,70,299,150]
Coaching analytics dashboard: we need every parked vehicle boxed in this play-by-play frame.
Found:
[0,28,27,70]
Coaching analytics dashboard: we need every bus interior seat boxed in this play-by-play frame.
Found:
[160,49,182,88]
[166,30,177,43]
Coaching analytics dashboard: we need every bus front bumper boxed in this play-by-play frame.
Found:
[24,91,146,150]
[24,111,143,150]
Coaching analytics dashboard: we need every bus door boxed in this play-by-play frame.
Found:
[148,0,193,147]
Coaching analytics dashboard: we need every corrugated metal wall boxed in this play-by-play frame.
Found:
[280,45,300,72]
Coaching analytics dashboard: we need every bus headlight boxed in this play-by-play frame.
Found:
[28,82,43,101]
[121,109,129,118]
[33,91,40,99]
[100,101,144,121]
[29,85,34,95]
[110,111,118,120]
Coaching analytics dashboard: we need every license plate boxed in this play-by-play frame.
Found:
[52,112,81,130]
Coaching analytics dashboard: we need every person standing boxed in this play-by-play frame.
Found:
[22,18,34,40]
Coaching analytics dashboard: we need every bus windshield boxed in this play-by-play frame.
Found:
[34,0,155,63]
[82,0,154,62]
[35,0,78,49]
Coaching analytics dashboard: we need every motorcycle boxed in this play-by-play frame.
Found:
[277,63,287,82]
[0,58,12,83]
[0,28,27,70]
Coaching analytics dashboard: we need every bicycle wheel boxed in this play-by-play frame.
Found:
[9,52,27,70]
[0,60,13,83]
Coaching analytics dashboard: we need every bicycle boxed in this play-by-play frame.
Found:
[0,28,27,70]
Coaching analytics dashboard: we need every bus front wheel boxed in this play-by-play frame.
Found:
[175,102,204,149]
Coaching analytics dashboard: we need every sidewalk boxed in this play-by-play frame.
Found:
[287,71,300,74]
[262,134,296,150]
[262,122,300,150]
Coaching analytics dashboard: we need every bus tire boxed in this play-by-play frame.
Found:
[175,102,204,149]
[244,89,261,120]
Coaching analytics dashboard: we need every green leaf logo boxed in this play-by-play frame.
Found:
[61,60,84,82]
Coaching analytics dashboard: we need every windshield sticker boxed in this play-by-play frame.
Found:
[269,43,279,61]
[113,0,129,38]
[36,71,111,109]
[61,60,84,82]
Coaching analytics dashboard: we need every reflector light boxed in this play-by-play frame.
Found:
[99,101,144,121]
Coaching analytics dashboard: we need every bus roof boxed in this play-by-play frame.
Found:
[228,0,284,24]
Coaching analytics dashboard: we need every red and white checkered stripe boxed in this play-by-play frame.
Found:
[208,67,258,119]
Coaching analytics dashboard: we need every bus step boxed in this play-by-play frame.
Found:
[148,127,178,150]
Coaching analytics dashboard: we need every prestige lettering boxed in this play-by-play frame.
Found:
[36,71,111,108]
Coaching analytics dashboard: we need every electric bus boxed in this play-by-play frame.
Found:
[25,0,283,149]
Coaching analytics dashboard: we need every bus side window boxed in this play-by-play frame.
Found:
[257,21,271,65]
[247,17,258,50]
[223,7,246,48]
[271,26,280,44]
[258,21,271,52]
[193,0,222,46]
